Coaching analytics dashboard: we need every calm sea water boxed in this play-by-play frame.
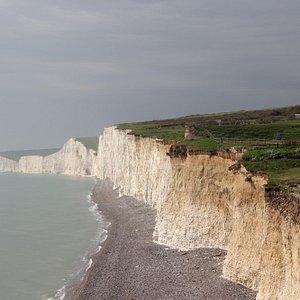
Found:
[0,173,106,300]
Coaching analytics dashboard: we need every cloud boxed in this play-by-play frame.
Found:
[0,0,299,149]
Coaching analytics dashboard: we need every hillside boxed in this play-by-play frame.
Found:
[75,137,99,152]
[117,105,300,189]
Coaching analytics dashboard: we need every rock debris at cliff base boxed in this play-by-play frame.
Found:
[69,180,256,300]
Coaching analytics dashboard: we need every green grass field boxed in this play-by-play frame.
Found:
[117,105,300,189]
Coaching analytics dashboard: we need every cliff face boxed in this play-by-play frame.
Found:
[96,127,172,207]
[155,155,266,251]
[95,126,300,300]
[41,138,96,176]
[255,192,300,300]
[19,155,43,173]
[0,156,18,172]
[2,138,96,176]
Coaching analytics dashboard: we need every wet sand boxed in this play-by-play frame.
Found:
[69,180,257,300]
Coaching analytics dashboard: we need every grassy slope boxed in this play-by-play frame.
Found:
[117,105,300,189]
[75,137,99,152]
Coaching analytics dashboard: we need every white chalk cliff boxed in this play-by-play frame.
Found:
[0,138,96,176]
[96,127,172,207]
[0,126,299,300]
[0,156,18,172]
[95,126,300,300]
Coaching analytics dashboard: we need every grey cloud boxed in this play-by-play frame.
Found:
[0,0,299,150]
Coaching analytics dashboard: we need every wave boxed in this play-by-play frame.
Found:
[47,285,66,300]
[86,259,93,272]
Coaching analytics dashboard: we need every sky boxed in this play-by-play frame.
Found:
[0,0,299,151]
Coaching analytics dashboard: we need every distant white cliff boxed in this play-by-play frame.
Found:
[0,138,96,176]
[0,156,18,172]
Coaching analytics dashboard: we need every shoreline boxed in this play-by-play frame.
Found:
[68,179,257,300]
[50,177,107,300]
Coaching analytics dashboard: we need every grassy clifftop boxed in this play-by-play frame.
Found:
[117,105,300,190]
[75,137,99,152]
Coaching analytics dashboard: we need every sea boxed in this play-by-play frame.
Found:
[0,172,107,300]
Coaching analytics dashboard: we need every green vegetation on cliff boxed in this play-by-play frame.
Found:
[75,137,99,152]
[117,105,300,189]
